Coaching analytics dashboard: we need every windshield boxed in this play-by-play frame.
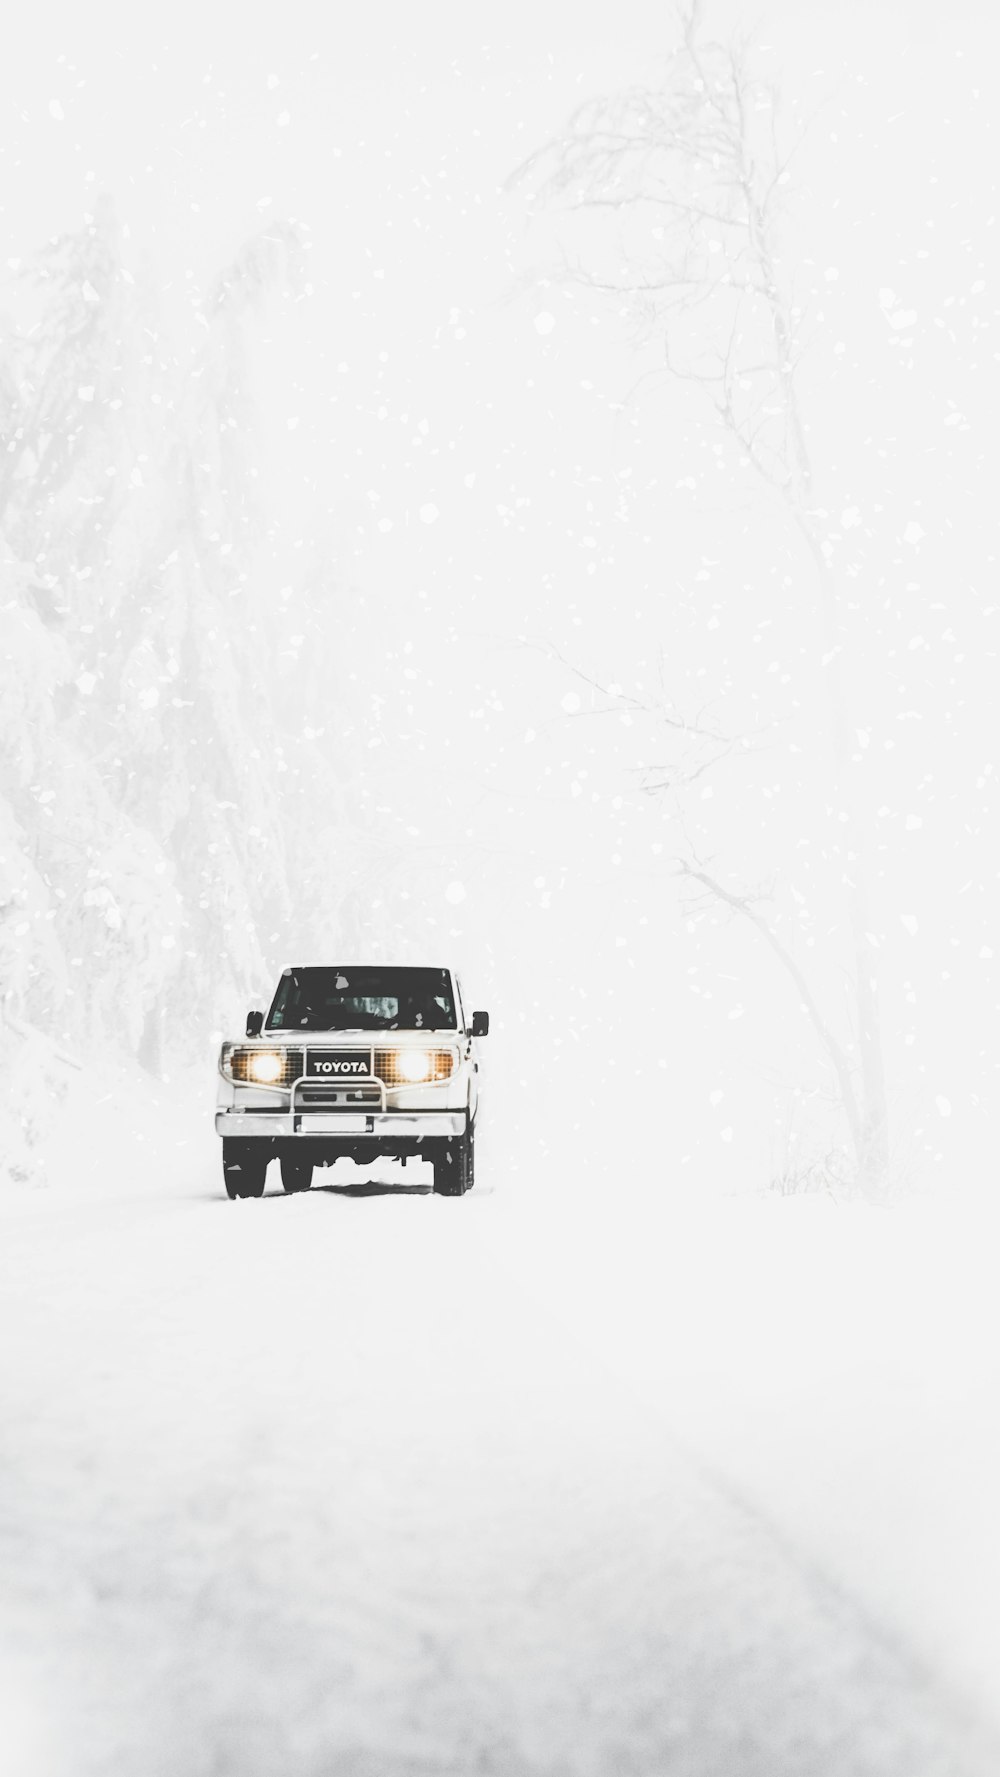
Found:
[267,966,458,1032]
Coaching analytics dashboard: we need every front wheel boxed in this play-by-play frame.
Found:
[432,1127,474,1197]
[222,1140,268,1200]
[280,1155,313,1194]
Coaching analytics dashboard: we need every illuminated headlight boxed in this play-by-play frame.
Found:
[246,1050,284,1085]
[371,1048,455,1086]
[396,1049,433,1083]
[222,1045,301,1086]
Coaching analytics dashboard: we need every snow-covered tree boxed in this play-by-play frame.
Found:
[513,5,891,1194]
[0,203,353,1170]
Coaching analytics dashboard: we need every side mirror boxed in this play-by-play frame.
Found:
[246,1008,264,1038]
[471,1010,490,1038]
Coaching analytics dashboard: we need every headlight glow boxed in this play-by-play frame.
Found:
[247,1050,284,1085]
[396,1049,433,1083]
[223,1045,302,1087]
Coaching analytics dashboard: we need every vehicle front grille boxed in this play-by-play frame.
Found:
[229,1046,456,1091]
[372,1048,455,1088]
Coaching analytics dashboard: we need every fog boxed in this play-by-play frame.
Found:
[2,5,999,1770]
[3,0,995,1198]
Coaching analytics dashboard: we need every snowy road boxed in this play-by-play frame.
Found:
[1,1160,997,1777]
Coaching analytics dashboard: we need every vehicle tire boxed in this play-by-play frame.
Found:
[432,1126,474,1197]
[222,1140,268,1200]
[280,1155,313,1194]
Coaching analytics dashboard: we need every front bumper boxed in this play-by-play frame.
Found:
[215,1110,468,1139]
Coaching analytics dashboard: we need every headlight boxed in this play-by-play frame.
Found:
[222,1046,302,1087]
[396,1049,433,1083]
[372,1048,456,1087]
[246,1050,284,1085]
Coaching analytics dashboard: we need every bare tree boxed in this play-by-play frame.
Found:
[512,3,889,1194]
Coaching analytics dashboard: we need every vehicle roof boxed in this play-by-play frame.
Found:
[277,963,455,974]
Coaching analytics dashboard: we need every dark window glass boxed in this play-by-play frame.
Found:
[267,967,457,1032]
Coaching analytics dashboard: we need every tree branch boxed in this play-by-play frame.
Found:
[675,857,863,1152]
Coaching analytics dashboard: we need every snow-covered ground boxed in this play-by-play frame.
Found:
[1,1071,998,1775]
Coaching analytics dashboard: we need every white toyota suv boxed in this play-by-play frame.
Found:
[215,964,488,1200]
